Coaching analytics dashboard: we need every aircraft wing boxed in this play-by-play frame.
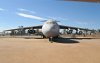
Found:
[59,25,92,31]
[64,0,100,2]
[5,25,93,31]
[5,25,42,31]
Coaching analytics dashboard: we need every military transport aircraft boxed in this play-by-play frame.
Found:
[5,19,94,41]
[4,0,98,42]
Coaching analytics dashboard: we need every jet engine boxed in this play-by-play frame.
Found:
[76,31,83,35]
[28,30,36,34]
[67,29,73,34]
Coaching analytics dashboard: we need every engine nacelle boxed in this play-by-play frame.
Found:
[76,31,83,35]
[28,30,36,34]
[67,30,73,34]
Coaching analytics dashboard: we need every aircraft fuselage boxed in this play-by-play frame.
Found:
[42,19,59,38]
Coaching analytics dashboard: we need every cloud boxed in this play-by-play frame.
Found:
[17,13,46,20]
[0,8,5,11]
[18,8,36,14]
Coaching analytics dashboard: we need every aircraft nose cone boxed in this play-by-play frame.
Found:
[42,24,59,38]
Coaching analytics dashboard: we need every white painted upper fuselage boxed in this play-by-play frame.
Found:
[42,19,59,38]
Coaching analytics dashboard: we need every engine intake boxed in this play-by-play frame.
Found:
[28,30,35,34]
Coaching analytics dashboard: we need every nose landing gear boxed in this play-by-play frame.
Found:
[49,36,59,43]
[49,37,53,43]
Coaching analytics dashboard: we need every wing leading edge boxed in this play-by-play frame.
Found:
[5,25,93,31]
[5,25,42,31]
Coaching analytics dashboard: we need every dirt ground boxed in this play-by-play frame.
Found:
[0,37,100,63]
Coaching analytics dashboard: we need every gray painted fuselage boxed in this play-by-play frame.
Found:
[42,19,59,38]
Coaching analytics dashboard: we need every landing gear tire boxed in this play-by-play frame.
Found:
[49,37,53,43]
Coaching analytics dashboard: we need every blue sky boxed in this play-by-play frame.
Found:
[0,0,100,31]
